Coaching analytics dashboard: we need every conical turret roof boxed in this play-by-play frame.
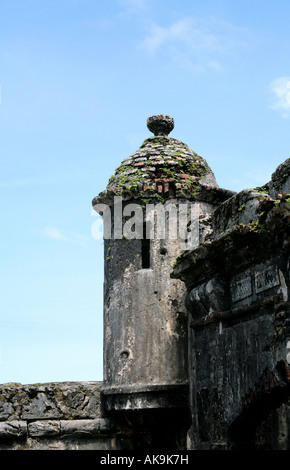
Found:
[93,115,224,206]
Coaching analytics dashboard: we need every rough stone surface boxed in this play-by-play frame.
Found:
[0,382,123,450]
[101,199,191,394]
[147,114,174,136]
[172,157,290,450]
[269,157,290,197]
[92,115,226,207]
[2,116,290,450]
[0,421,27,439]
[0,382,103,421]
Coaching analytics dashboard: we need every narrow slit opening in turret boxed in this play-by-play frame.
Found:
[142,234,150,269]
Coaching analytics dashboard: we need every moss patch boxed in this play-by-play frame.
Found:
[105,137,212,202]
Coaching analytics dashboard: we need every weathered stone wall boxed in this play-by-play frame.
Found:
[172,157,290,450]
[2,112,290,451]
[102,198,190,392]
[0,382,122,450]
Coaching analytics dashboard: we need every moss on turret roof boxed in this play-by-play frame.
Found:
[93,115,220,205]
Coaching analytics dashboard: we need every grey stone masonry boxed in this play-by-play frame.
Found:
[171,157,290,450]
[0,381,122,450]
[0,382,103,421]
[2,116,290,450]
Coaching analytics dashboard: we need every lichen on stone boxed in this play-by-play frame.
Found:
[104,135,216,202]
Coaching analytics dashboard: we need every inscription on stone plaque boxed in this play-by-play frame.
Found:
[255,265,280,293]
[231,275,252,302]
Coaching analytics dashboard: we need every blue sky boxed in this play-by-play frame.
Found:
[1,0,290,384]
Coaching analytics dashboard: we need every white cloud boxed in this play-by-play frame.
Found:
[269,77,290,118]
[142,19,216,55]
[139,17,250,72]
[42,226,67,241]
[121,0,147,7]
[118,0,148,16]
[42,226,88,246]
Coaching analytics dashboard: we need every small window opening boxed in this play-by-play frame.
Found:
[142,237,150,269]
[141,223,150,269]
[141,221,151,269]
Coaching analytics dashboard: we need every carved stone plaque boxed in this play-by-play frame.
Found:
[254,265,280,293]
[231,275,252,302]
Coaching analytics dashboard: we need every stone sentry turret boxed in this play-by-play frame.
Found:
[92,115,233,443]
[1,116,290,451]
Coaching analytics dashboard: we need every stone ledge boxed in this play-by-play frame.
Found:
[171,194,290,286]
[0,418,115,440]
[190,296,280,329]
[102,383,189,411]
[60,418,114,437]
[0,421,27,439]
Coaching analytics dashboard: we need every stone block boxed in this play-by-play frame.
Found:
[60,418,114,437]
[211,189,267,237]
[22,392,62,420]
[28,420,61,437]
[0,421,27,439]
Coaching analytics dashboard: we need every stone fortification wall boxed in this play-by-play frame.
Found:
[0,382,121,450]
[172,157,290,450]
[1,113,289,451]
